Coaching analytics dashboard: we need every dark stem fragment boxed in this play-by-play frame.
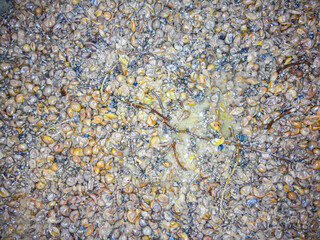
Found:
[172,142,187,171]
[124,100,170,121]
[150,89,166,116]
[224,141,293,163]
[150,109,171,121]
[267,108,294,130]
[277,60,311,73]
[160,144,173,157]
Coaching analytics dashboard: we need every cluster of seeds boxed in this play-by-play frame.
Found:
[0,0,320,239]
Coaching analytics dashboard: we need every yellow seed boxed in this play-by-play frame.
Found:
[7,226,14,234]
[35,8,42,16]
[89,64,98,71]
[163,162,172,167]
[315,184,320,191]
[22,44,31,52]
[242,126,252,135]
[144,96,154,105]
[230,107,244,115]
[83,119,91,126]
[240,186,251,196]
[273,84,284,94]
[48,201,56,208]
[98,27,105,37]
[207,64,215,71]
[67,107,74,118]
[16,224,25,234]
[93,116,103,124]
[215,26,222,32]
[253,187,265,198]
[170,221,180,230]
[211,137,225,145]
[103,11,112,20]
[41,135,55,144]
[291,120,302,128]
[95,9,102,17]
[235,76,244,82]
[35,180,46,190]
[180,232,189,240]
[287,191,297,200]
[111,148,118,156]
[127,77,135,85]
[43,169,56,180]
[182,34,190,43]
[105,160,112,171]
[245,12,259,21]
[143,195,154,202]
[72,0,79,4]
[104,113,117,120]
[150,136,160,147]
[116,74,125,81]
[146,113,157,127]
[245,77,259,85]
[83,145,93,156]
[257,164,266,173]
[96,160,105,169]
[16,94,24,103]
[51,163,59,171]
[49,226,60,237]
[0,187,10,197]
[166,90,176,100]
[283,183,290,192]
[222,23,230,31]
[66,130,73,138]
[85,223,94,236]
[186,98,196,106]
[130,19,136,32]
[197,74,206,85]
[92,146,100,155]
[311,160,320,170]
[99,108,109,114]
[312,125,320,131]
[72,148,84,157]
[210,121,220,131]
[314,200,320,207]
[293,185,305,195]
[70,102,81,112]
[123,185,134,194]
[73,156,81,164]
[127,210,138,223]
[137,68,145,75]
[180,92,187,101]
[93,166,100,176]
[47,154,55,162]
[105,173,115,184]
[37,120,44,128]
